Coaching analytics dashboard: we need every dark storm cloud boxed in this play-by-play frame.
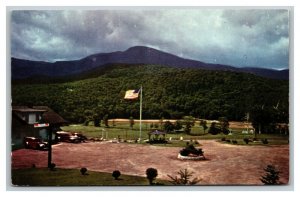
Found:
[11,9,290,69]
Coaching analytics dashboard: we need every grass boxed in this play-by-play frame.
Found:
[61,123,289,146]
[11,168,170,186]
[218,138,289,146]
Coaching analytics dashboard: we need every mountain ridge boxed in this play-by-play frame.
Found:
[11,46,289,80]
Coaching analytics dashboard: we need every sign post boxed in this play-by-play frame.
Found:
[34,123,52,168]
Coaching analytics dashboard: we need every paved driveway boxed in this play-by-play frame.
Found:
[11,140,289,185]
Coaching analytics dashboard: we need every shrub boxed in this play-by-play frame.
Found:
[146,168,158,185]
[208,122,221,135]
[94,118,100,127]
[262,139,269,144]
[232,140,238,144]
[222,128,230,135]
[112,170,121,180]
[244,138,249,144]
[49,163,56,171]
[226,139,231,143]
[221,137,226,141]
[260,165,281,185]
[179,149,190,156]
[83,120,90,126]
[80,167,88,175]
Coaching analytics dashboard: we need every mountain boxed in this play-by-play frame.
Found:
[12,64,289,122]
[11,46,289,80]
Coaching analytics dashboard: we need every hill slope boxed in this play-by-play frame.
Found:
[12,64,289,122]
[11,46,289,80]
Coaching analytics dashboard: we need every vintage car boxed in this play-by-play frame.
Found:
[23,137,48,150]
[55,131,81,143]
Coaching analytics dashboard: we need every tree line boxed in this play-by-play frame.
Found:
[11,64,289,133]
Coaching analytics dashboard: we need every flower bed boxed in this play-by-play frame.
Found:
[177,153,206,160]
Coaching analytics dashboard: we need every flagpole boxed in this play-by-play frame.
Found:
[139,86,142,141]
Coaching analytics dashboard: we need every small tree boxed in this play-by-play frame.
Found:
[146,168,158,185]
[112,170,121,180]
[103,114,109,127]
[209,122,221,135]
[159,117,164,130]
[260,165,281,185]
[218,117,230,134]
[150,123,154,129]
[244,138,250,144]
[183,116,195,135]
[84,109,93,126]
[94,118,101,127]
[164,121,174,133]
[80,167,88,175]
[174,120,183,131]
[168,169,201,185]
[200,120,208,134]
[129,116,134,130]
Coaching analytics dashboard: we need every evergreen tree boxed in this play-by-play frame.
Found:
[260,165,281,185]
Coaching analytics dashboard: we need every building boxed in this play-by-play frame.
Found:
[12,106,67,148]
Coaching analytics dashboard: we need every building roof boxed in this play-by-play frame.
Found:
[32,106,67,125]
[12,106,46,113]
[42,111,67,124]
[12,106,67,125]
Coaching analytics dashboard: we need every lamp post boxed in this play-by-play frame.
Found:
[47,125,53,168]
[34,123,52,168]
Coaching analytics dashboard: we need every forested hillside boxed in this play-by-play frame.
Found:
[11,64,289,124]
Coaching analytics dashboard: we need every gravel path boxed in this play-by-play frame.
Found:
[11,140,289,185]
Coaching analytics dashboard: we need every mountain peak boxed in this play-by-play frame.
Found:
[11,46,289,80]
[126,45,156,51]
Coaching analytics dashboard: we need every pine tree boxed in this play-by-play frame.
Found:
[260,165,281,185]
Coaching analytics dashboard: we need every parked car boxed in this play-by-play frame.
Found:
[55,131,81,143]
[23,137,48,150]
[72,132,87,142]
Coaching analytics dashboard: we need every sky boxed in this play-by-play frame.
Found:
[10,9,290,70]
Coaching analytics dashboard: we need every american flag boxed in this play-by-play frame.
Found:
[124,89,140,100]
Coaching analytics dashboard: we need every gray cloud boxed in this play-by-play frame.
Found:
[10,9,290,69]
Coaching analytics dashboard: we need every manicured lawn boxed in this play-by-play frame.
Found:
[61,123,289,146]
[11,168,170,186]
[218,138,289,146]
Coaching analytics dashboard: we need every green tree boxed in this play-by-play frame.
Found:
[250,105,274,134]
[83,109,93,126]
[92,112,101,127]
[129,116,134,130]
[159,117,164,130]
[260,165,281,185]
[168,169,201,185]
[150,123,154,129]
[163,121,174,133]
[112,170,121,180]
[146,168,158,185]
[174,120,183,131]
[183,116,195,134]
[103,114,109,127]
[218,117,230,134]
[199,120,208,134]
[208,121,221,135]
